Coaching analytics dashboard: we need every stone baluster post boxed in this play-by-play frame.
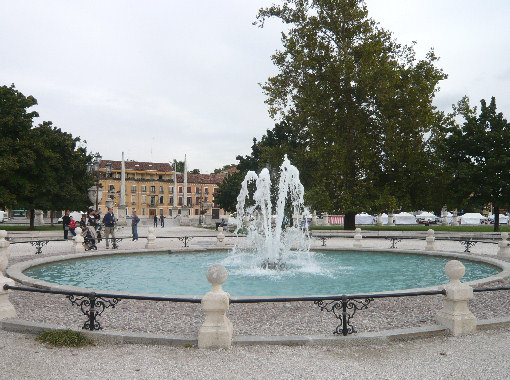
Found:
[436,260,477,336]
[0,230,16,319]
[198,264,233,349]
[353,228,363,248]
[322,213,329,226]
[216,226,225,247]
[387,213,394,226]
[72,227,85,253]
[497,232,510,259]
[311,211,317,227]
[426,229,436,251]
[145,226,156,249]
[376,213,383,226]
[452,209,459,226]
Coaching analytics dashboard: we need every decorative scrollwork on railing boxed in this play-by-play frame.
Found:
[67,293,120,331]
[460,240,477,253]
[386,238,401,249]
[178,236,193,247]
[30,240,49,255]
[315,295,374,336]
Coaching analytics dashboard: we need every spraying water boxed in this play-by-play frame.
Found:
[229,155,312,270]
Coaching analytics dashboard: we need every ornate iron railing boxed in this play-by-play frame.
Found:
[5,284,510,336]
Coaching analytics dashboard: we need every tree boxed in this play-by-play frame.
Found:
[256,0,446,228]
[440,97,510,231]
[214,170,245,213]
[0,84,93,228]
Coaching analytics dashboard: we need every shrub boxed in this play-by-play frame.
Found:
[37,329,94,347]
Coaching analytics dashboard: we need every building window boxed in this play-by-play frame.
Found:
[159,186,164,193]
[159,196,164,204]
[159,208,163,215]
[187,197,192,206]
[205,187,209,194]
[196,186,201,193]
[131,195,136,205]
[109,184,115,191]
[158,175,163,180]
[195,197,200,205]
[142,196,146,204]
[195,209,199,216]
[169,186,174,194]
[169,209,172,216]
[150,195,156,205]
[178,197,183,206]
[187,186,192,193]
[178,186,183,194]
[141,185,147,193]
[169,196,173,205]
[131,185,137,193]
[142,208,145,215]
[150,186,156,193]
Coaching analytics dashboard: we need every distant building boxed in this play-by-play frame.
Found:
[97,160,230,222]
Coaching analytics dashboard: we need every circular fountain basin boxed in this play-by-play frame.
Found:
[20,250,502,297]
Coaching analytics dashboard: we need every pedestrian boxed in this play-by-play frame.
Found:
[160,214,165,228]
[62,211,71,239]
[153,214,158,228]
[79,214,87,230]
[69,216,77,237]
[87,210,97,242]
[103,207,117,249]
[131,210,140,241]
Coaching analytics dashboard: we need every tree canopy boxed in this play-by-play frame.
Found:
[0,84,93,227]
[251,0,447,227]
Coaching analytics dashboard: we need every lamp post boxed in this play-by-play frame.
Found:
[87,153,102,212]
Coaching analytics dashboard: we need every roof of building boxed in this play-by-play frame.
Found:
[100,160,228,184]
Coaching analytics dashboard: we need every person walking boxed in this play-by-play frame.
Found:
[68,216,77,237]
[131,210,140,241]
[103,207,117,249]
[62,211,71,239]
[153,214,158,228]
[160,214,165,228]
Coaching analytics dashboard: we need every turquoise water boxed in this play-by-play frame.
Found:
[24,251,500,297]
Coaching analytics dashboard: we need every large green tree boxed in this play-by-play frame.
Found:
[0,84,93,228]
[256,0,447,228]
[439,97,510,231]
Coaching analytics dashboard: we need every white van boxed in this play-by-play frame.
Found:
[58,211,86,223]
[0,211,5,223]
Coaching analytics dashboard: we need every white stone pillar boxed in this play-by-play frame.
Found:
[198,264,233,349]
[426,229,436,251]
[311,211,317,227]
[72,227,85,253]
[387,213,395,226]
[34,210,44,226]
[0,230,16,319]
[117,152,127,226]
[497,232,510,259]
[353,228,363,248]
[183,155,188,208]
[436,260,477,336]
[322,213,329,226]
[173,160,178,208]
[216,226,225,247]
[145,226,156,249]
[452,209,459,226]
[376,213,383,226]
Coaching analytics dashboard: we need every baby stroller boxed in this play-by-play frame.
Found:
[82,227,97,250]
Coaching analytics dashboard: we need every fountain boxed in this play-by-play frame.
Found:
[231,155,311,270]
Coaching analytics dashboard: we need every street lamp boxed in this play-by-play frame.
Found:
[87,153,102,212]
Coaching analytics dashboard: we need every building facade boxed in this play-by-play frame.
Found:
[96,160,229,222]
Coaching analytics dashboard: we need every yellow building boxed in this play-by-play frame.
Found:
[96,160,230,222]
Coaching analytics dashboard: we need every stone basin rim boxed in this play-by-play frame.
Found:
[6,247,510,300]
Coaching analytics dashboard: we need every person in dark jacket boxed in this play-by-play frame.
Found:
[103,207,117,249]
[131,210,140,241]
[159,214,165,228]
[62,211,71,239]
[153,214,158,228]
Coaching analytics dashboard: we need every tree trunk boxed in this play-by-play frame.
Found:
[344,211,356,230]
[494,205,500,232]
[50,210,54,226]
[29,209,35,230]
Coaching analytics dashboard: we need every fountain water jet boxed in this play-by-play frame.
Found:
[232,155,311,270]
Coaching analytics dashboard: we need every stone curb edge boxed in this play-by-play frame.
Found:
[2,317,510,347]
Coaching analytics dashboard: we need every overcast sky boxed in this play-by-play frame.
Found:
[1,1,509,173]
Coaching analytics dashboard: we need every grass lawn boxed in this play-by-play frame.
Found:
[311,225,510,232]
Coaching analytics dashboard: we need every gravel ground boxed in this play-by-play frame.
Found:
[2,226,510,379]
[1,327,510,379]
